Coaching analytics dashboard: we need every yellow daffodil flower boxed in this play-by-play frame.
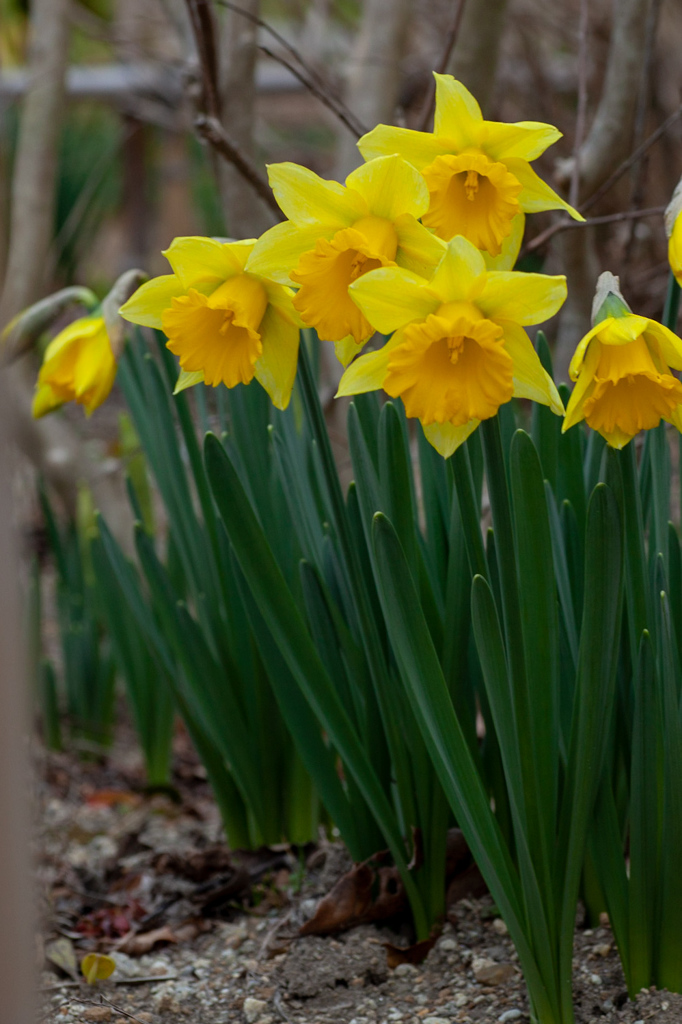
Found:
[665,177,682,287]
[119,236,301,409]
[246,154,446,366]
[357,74,583,256]
[563,274,682,449]
[32,315,116,418]
[337,235,566,457]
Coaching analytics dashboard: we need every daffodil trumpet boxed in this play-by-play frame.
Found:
[563,272,682,449]
[357,73,583,257]
[120,236,302,410]
[337,235,566,456]
[246,154,446,366]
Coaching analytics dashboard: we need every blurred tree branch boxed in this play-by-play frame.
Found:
[0,0,70,325]
[336,0,412,178]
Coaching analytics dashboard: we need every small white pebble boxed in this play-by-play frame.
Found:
[493,918,509,936]
[662,1002,670,1011]
[499,1011,522,1023]
[394,962,418,977]
[438,937,458,952]
[243,997,267,1023]
[589,973,602,985]
[423,1018,450,1024]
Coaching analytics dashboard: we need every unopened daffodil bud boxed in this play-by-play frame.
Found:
[563,272,682,449]
[32,314,117,418]
[30,271,145,418]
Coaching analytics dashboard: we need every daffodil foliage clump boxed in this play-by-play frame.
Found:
[21,74,682,1024]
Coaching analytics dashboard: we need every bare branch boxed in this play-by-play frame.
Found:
[194,114,282,218]
[520,205,666,260]
[580,103,682,214]
[258,44,365,139]
[184,0,222,118]
[215,0,364,136]
[417,0,468,133]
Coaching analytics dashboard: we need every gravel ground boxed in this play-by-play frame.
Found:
[34,743,682,1024]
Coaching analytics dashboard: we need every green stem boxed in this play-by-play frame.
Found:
[619,443,651,650]
[450,443,488,578]
[662,273,681,331]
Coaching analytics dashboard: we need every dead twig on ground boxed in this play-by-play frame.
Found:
[69,995,150,1023]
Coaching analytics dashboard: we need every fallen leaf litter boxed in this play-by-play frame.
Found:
[35,744,682,1024]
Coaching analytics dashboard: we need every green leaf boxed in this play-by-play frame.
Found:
[371,511,556,1022]
[204,431,429,937]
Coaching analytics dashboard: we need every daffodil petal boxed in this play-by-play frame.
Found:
[32,382,64,418]
[254,305,300,409]
[569,321,607,380]
[163,237,254,288]
[334,335,365,368]
[174,368,205,393]
[423,418,480,458]
[119,275,187,328]
[357,124,455,170]
[667,403,682,432]
[246,221,330,286]
[644,320,682,371]
[669,213,682,286]
[428,236,487,304]
[336,334,405,396]
[563,343,601,431]
[261,280,304,327]
[483,120,563,162]
[42,316,102,361]
[483,213,525,271]
[504,158,584,221]
[432,74,482,145]
[345,154,430,221]
[500,320,564,414]
[394,214,447,278]
[267,162,366,227]
[348,267,440,335]
[478,271,567,325]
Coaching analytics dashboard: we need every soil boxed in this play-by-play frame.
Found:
[34,730,682,1024]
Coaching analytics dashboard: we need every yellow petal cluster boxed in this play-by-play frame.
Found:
[247,154,446,365]
[564,306,682,449]
[119,236,301,410]
[32,315,116,418]
[337,236,566,457]
[358,74,583,257]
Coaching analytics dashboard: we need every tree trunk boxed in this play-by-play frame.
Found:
[335,0,412,180]
[0,0,70,325]
[445,0,509,117]
[0,377,34,1024]
[554,0,658,378]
